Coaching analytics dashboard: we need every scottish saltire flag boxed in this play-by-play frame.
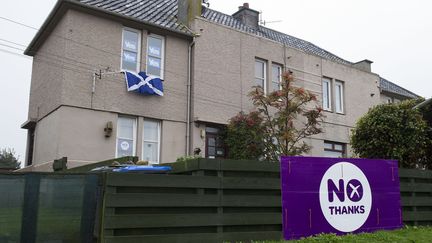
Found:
[123,71,164,96]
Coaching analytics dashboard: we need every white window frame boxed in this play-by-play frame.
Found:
[322,78,332,111]
[255,59,267,94]
[334,80,344,114]
[115,116,137,158]
[121,27,142,73]
[271,64,283,92]
[142,119,161,164]
[146,34,165,79]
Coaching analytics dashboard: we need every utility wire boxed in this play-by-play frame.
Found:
[0,15,323,90]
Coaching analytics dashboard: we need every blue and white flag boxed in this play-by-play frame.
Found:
[123,71,164,96]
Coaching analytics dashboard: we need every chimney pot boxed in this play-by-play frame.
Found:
[243,3,249,8]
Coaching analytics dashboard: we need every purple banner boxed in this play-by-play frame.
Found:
[281,156,402,240]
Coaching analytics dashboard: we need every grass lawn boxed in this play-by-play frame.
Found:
[259,226,432,243]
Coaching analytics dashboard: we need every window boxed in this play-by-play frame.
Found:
[121,28,141,72]
[255,59,266,93]
[142,120,161,164]
[146,34,165,79]
[322,78,332,111]
[116,117,136,157]
[271,64,283,92]
[335,81,344,113]
[323,141,346,158]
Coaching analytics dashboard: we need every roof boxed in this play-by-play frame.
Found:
[201,7,352,65]
[75,0,352,65]
[76,0,191,33]
[380,77,419,99]
[29,0,419,99]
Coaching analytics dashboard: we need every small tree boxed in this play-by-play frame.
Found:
[0,148,21,170]
[225,71,324,161]
[225,111,265,160]
[351,100,432,169]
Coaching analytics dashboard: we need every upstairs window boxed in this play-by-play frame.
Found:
[146,34,165,79]
[322,78,332,111]
[142,120,161,164]
[271,64,283,92]
[335,81,344,113]
[121,28,141,72]
[116,117,136,157]
[255,59,266,93]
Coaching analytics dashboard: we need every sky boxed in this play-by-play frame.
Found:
[0,0,431,162]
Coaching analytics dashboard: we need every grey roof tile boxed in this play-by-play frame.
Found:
[75,0,419,98]
[380,77,419,99]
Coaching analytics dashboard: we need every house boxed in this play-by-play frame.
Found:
[379,77,419,104]
[21,0,419,171]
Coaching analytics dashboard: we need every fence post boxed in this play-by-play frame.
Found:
[20,174,41,242]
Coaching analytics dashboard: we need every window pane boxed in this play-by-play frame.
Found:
[118,117,134,139]
[205,127,219,133]
[255,61,264,78]
[117,138,134,157]
[335,83,343,113]
[272,66,279,81]
[123,30,139,51]
[324,142,333,150]
[147,57,161,77]
[148,37,162,58]
[122,51,138,71]
[322,79,330,110]
[334,144,343,151]
[208,146,216,156]
[144,121,159,141]
[272,82,280,92]
[255,78,264,88]
[143,142,158,163]
[323,150,344,158]
[208,137,216,147]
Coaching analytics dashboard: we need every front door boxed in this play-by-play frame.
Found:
[205,127,226,159]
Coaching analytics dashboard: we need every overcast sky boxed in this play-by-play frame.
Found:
[0,0,431,162]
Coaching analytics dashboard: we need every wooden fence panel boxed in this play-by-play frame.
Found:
[399,168,432,226]
[99,158,282,243]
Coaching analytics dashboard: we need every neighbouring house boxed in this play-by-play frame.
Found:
[21,0,419,171]
[379,77,419,104]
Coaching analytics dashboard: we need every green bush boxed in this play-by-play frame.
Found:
[351,100,432,168]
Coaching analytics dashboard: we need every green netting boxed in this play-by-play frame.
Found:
[0,177,25,243]
[35,176,85,243]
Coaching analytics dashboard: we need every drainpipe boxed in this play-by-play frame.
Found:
[186,37,196,156]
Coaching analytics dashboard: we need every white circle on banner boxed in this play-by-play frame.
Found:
[319,162,372,232]
[120,141,130,151]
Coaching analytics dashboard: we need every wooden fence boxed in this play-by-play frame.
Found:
[399,168,432,225]
[3,159,431,242]
[99,159,282,243]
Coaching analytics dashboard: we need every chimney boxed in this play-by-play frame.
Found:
[353,59,373,72]
[178,0,202,27]
[232,3,260,29]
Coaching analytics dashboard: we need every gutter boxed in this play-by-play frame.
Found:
[414,98,432,109]
[25,0,193,56]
